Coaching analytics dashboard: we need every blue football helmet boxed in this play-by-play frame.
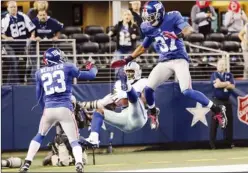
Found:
[43,48,67,66]
[142,1,165,26]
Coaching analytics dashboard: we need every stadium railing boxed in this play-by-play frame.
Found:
[1,39,246,85]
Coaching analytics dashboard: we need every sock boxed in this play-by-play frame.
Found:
[127,87,138,103]
[145,86,155,109]
[91,112,104,134]
[183,89,210,107]
[71,141,83,164]
[89,131,99,142]
[25,140,41,161]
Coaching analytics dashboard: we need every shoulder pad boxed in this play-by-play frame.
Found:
[141,22,161,37]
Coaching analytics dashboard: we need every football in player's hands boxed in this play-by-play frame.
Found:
[111,56,133,68]
[111,59,127,68]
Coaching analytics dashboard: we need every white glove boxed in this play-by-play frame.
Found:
[98,94,115,107]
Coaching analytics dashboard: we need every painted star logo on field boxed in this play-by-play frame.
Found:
[186,102,210,127]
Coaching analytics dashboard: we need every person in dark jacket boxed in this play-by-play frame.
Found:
[209,59,235,149]
[108,9,140,76]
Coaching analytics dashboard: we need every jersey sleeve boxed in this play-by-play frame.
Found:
[174,11,190,31]
[68,63,80,78]
[68,63,97,80]
[51,18,64,32]
[1,15,10,35]
[229,73,235,85]
[210,72,216,85]
[142,36,153,49]
[22,13,36,32]
[35,71,44,110]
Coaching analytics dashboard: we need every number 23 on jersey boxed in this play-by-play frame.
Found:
[41,70,66,95]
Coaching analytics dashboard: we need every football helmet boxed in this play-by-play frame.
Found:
[142,1,165,26]
[43,48,67,66]
[124,61,142,83]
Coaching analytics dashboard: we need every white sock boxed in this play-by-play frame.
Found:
[25,140,41,161]
[207,101,213,108]
[147,103,155,109]
[89,132,99,142]
[72,145,83,164]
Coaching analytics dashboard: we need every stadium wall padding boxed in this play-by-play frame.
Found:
[2,81,248,150]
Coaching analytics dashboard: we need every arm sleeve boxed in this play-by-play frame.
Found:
[210,72,216,85]
[224,12,232,27]
[191,5,207,24]
[52,18,64,32]
[142,36,153,49]
[1,16,9,35]
[175,12,190,31]
[35,72,44,110]
[70,63,98,80]
[23,13,36,32]
[229,73,235,85]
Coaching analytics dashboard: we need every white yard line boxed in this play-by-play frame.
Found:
[113,164,248,172]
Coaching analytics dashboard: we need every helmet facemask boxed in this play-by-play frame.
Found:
[125,69,136,83]
[142,11,161,26]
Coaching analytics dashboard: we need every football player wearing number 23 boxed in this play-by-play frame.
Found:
[111,1,228,130]
[20,48,98,173]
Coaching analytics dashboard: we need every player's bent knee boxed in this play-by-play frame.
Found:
[70,140,80,147]
[33,133,45,143]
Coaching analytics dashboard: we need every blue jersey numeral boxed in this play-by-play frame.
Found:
[155,34,177,53]
[41,70,66,95]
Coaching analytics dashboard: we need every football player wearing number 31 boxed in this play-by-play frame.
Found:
[20,48,98,173]
[111,1,227,130]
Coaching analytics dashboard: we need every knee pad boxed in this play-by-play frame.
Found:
[33,133,45,143]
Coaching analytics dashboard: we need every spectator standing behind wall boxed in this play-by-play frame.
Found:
[209,59,235,149]
[191,0,217,36]
[224,0,247,34]
[239,23,248,79]
[31,10,64,41]
[28,10,64,81]
[27,1,49,20]
[129,1,142,27]
[1,1,36,84]
[108,9,140,76]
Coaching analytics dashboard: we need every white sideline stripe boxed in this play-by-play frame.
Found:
[113,164,248,172]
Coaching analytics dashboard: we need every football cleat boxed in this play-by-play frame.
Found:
[213,105,227,129]
[149,107,160,130]
[75,162,84,173]
[19,160,31,173]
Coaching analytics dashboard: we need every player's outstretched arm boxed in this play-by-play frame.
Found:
[77,62,98,80]
[79,94,114,110]
[111,45,146,68]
